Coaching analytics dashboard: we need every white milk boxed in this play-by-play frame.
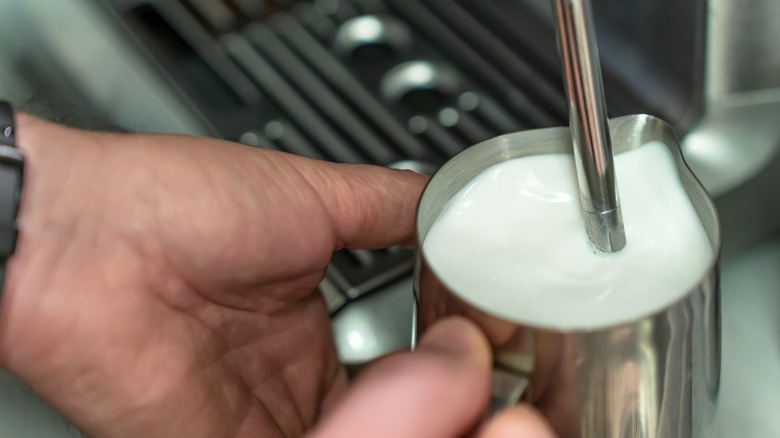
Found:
[423,141,713,330]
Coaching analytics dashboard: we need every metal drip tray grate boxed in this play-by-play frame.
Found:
[106,0,667,311]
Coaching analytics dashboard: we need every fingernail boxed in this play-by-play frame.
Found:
[418,317,479,357]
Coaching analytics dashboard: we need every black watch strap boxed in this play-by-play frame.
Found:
[0,102,25,299]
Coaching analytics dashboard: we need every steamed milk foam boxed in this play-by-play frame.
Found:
[423,141,712,330]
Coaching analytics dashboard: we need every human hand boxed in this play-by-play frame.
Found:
[0,116,553,437]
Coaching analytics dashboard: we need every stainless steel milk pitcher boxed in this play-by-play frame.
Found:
[414,115,721,438]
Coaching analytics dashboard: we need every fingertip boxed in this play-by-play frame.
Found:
[480,404,556,438]
[417,316,492,367]
[300,161,429,250]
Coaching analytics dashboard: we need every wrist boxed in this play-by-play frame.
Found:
[0,114,52,370]
[0,114,102,372]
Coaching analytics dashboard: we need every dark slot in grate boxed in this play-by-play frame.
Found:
[223,32,370,163]
[328,248,415,299]
[425,0,567,119]
[383,0,561,127]
[246,23,402,163]
[127,3,248,110]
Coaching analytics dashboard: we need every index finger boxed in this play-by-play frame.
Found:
[297,159,429,250]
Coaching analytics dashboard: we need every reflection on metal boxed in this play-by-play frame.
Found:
[683,92,780,197]
[379,61,462,107]
[387,159,436,176]
[683,0,780,197]
[332,278,415,365]
[333,15,413,58]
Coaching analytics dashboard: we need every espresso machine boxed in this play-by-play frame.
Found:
[0,0,779,436]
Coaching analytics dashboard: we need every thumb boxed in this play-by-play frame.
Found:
[310,317,492,438]
[479,404,557,438]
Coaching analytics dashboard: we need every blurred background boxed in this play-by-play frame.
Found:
[0,0,778,436]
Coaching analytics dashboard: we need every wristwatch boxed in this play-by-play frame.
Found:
[0,101,25,298]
